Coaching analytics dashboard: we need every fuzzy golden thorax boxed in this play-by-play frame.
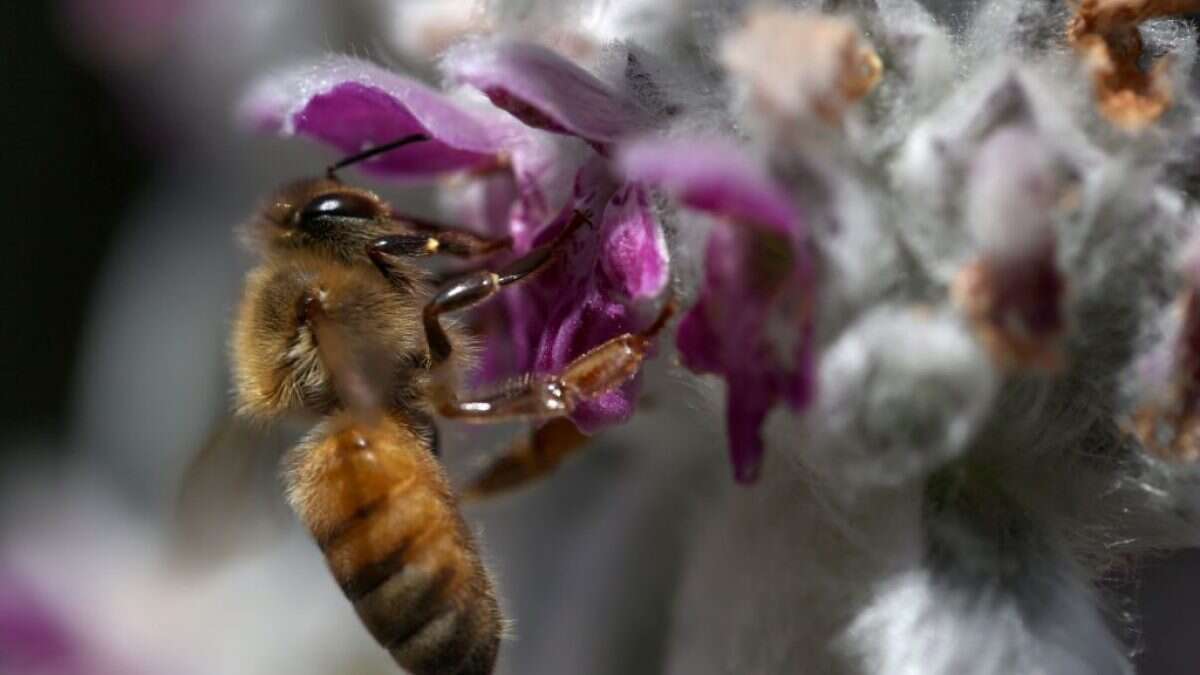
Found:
[230,248,453,422]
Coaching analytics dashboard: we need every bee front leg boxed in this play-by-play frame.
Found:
[371,211,590,369]
[370,226,511,261]
[375,206,565,261]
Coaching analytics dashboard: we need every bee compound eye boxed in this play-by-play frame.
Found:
[296,192,381,231]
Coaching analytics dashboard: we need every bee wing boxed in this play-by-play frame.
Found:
[170,415,300,571]
[304,294,392,425]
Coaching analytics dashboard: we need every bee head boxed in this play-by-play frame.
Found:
[248,177,390,261]
[245,134,431,261]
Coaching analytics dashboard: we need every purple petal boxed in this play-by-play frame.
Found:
[725,375,778,483]
[469,183,609,386]
[241,56,513,179]
[535,286,641,432]
[0,573,83,672]
[675,295,724,375]
[471,158,617,375]
[679,225,799,380]
[571,382,639,432]
[688,227,815,483]
[294,82,499,174]
[471,158,666,432]
[618,137,803,236]
[599,184,669,301]
[621,139,817,482]
[445,40,651,148]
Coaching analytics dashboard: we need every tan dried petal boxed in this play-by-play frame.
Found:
[1129,404,1200,462]
[1069,0,1200,38]
[1067,0,1197,130]
[1128,290,1200,462]
[842,44,883,103]
[951,258,1065,373]
[720,8,882,125]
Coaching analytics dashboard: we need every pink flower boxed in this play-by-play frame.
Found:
[620,138,815,481]
[444,41,668,429]
[243,45,669,432]
[444,40,653,151]
[0,568,152,675]
[242,56,544,182]
[0,574,83,674]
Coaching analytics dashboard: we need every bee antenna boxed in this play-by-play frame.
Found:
[325,133,430,180]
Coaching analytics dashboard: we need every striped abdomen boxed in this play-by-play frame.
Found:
[287,415,501,675]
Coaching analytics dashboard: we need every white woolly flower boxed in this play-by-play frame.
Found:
[806,307,998,488]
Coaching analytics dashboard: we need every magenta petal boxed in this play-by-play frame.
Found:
[683,225,812,484]
[683,225,782,370]
[676,298,723,375]
[622,139,817,482]
[0,574,83,672]
[599,184,669,301]
[725,377,777,483]
[617,137,802,235]
[535,288,641,432]
[572,382,639,432]
[471,158,664,433]
[241,57,507,178]
[446,41,650,147]
[294,82,497,174]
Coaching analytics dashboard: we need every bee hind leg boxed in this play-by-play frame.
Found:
[461,418,590,501]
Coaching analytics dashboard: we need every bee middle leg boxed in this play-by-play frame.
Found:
[442,302,673,498]
[434,304,671,422]
[371,211,590,368]
[368,210,672,497]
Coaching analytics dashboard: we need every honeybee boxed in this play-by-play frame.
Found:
[200,134,672,674]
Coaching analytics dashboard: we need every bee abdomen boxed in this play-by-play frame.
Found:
[289,420,501,675]
[361,570,500,675]
[346,538,498,674]
[392,612,500,675]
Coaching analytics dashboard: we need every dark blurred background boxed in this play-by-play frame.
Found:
[0,3,147,442]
